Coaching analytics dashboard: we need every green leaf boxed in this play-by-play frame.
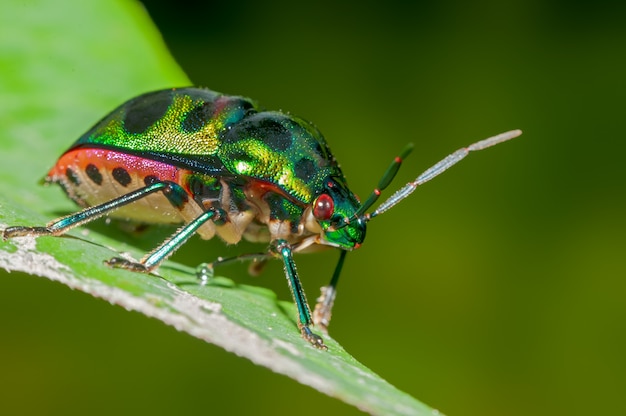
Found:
[0,1,440,415]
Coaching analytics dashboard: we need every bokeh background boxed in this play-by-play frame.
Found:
[1,1,626,415]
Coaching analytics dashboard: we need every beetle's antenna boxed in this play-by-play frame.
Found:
[363,129,522,222]
[353,143,414,218]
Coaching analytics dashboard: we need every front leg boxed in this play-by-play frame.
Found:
[271,239,327,350]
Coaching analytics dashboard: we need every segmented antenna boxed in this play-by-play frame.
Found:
[367,129,522,220]
[353,143,414,217]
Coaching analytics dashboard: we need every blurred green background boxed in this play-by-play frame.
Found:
[1,1,626,415]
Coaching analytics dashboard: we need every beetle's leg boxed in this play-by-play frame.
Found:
[271,239,327,350]
[107,208,219,273]
[313,249,347,333]
[3,179,218,274]
[3,181,173,239]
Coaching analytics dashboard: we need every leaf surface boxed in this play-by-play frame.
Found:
[0,1,440,415]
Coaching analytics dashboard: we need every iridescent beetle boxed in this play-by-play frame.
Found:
[3,87,521,349]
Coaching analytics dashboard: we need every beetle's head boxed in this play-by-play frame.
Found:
[309,176,366,250]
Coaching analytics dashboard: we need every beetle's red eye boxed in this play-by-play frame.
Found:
[313,194,334,221]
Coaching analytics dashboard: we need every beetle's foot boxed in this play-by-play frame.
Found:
[3,226,51,239]
[313,285,337,334]
[105,257,149,273]
[301,326,328,350]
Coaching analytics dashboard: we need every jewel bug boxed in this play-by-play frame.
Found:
[3,87,521,349]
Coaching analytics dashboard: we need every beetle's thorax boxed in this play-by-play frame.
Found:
[187,174,324,248]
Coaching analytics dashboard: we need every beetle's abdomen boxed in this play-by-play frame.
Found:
[46,147,266,244]
[47,148,201,225]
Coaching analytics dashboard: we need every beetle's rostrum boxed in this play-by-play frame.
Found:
[2,87,521,349]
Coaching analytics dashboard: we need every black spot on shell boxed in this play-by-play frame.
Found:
[112,167,131,187]
[294,158,316,182]
[123,93,173,134]
[223,114,293,151]
[65,167,80,185]
[182,102,215,133]
[85,164,103,185]
[260,118,293,151]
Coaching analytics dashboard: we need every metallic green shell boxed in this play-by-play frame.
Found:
[72,87,341,204]
[69,87,365,248]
